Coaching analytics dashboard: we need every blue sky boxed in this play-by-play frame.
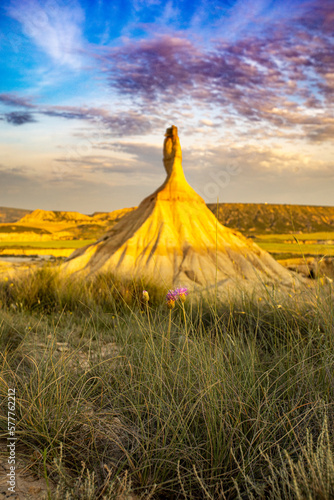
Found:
[0,0,333,212]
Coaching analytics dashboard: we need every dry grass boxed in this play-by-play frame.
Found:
[0,267,333,498]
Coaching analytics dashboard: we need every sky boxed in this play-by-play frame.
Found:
[0,0,333,213]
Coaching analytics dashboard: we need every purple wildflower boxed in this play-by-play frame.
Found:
[166,290,178,301]
[175,287,189,303]
[166,289,177,309]
[165,287,189,307]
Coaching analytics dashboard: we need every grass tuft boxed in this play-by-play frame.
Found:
[0,266,333,498]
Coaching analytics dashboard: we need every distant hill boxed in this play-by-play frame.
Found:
[0,206,32,223]
[19,209,93,224]
[90,208,136,222]
[207,203,334,235]
[1,204,334,236]
[18,208,136,226]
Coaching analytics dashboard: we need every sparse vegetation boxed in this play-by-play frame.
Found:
[0,224,51,234]
[0,267,334,499]
[208,203,334,235]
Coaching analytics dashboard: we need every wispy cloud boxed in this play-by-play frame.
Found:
[4,1,333,142]
[186,141,334,205]
[0,95,164,136]
[5,111,36,125]
[43,106,163,135]
[0,163,142,211]
[98,2,334,143]
[0,93,35,108]
[6,0,85,68]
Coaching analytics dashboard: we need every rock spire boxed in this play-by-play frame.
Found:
[63,126,295,289]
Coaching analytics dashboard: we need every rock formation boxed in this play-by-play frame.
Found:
[62,125,296,289]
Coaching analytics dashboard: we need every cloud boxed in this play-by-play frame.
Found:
[96,142,163,165]
[104,35,199,100]
[184,142,334,205]
[6,0,85,68]
[305,124,334,143]
[0,93,35,108]
[3,1,333,143]
[0,91,164,134]
[97,2,333,142]
[296,2,334,34]
[202,144,329,174]
[44,106,162,135]
[4,112,36,125]
[53,155,137,175]
[52,143,165,182]
[0,164,142,212]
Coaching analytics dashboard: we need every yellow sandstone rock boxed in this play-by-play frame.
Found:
[62,126,296,289]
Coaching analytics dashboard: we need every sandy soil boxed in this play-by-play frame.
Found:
[0,442,51,500]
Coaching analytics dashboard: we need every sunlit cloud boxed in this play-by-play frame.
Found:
[96,1,333,145]
[0,0,333,211]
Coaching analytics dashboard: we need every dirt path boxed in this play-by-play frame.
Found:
[0,442,51,500]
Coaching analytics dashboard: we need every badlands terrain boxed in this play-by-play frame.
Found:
[0,125,333,498]
[0,203,333,281]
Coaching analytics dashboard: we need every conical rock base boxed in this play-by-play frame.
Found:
[63,126,297,289]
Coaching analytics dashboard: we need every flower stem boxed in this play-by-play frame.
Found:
[167,309,172,344]
[146,301,151,333]
[182,302,188,338]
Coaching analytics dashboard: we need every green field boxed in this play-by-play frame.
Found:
[256,232,334,242]
[255,231,334,256]
[0,239,95,249]
[256,241,334,256]
[1,231,334,259]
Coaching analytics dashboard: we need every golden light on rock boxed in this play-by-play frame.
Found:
[62,125,295,289]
